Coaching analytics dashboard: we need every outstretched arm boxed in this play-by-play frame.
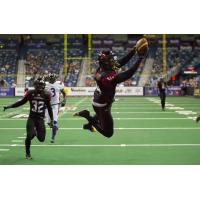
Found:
[118,47,136,67]
[114,57,143,84]
[3,96,28,111]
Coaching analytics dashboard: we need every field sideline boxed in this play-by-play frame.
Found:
[0,96,200,164]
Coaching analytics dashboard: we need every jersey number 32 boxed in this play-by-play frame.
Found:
[31,100,45,113]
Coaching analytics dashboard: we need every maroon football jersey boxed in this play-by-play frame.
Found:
[94,70,117,104]
[24,90,51,118]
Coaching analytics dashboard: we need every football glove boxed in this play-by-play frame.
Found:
[3,106,9,111]
[48,121,53,128]
[61,99,66,107]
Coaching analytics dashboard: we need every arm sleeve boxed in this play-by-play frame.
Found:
[114,57,143,84]
[118,48,136,67]
[7,95,28,108]
[46,98,53,121]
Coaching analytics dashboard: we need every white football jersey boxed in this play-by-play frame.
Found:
[45,81,64,105]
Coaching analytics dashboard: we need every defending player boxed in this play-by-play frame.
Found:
[74,38,148,138]
[3,77,53,159]
[45,73,67,143]
[157,77,167,111]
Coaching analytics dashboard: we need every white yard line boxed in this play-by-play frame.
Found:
[112,108,165,110]
[0,117,191,121]
[11,140,23,143]
[0,149,10,151]
[113,111,175,113]
[146,97,198,121]
[0,144,200,147]
[1,127,200,130]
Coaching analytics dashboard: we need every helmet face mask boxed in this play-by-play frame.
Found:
[33,77,45,91]
[48,73,57,84]
[98,51,120,71]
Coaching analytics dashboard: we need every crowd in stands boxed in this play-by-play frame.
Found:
[2,35,200,91]
[148,45,197,87]
[63,37,86,86]
[64,60,82,86]
[25,49,63,75]
[24,48,64,87]
[0,39,18,87]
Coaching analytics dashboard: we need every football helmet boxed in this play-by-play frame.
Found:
[33,76,45,91]
[48,73,58,84]
[98,51,120,71]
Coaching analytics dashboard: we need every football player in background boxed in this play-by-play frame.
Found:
[45,73,67,143]
[3,77,53,159]
[157,77,167,111]
[74,38,148,138]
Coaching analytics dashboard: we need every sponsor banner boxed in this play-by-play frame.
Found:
[115,87,143,96]
[144,87,158,96]
[68,87,96,96]
[144,87,182,96]
[68,87,143,96]
[0,88,14,97]
[15,87,143,97]
[167,87,182,96]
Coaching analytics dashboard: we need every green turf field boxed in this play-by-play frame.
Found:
[0,96,200,164]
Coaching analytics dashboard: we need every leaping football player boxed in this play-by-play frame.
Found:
[74,38,148,138]
[45,73,67,143]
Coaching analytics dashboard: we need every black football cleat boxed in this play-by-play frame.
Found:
[50,139,55,143]
[83,123,96,132]
[196,116,200,123]
[73,110,90,118]
[26,154,32,160]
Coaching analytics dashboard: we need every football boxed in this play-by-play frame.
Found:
[136,38,148,55]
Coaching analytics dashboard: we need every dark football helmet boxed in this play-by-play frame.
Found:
[48,73,57,84]
[98,51,120,71]
[33,76,45,91]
